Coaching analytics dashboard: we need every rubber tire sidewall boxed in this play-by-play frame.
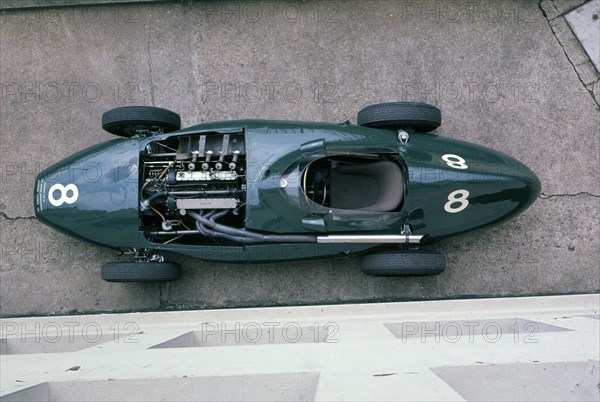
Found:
[101,261,181,282]
[102,106,181,137]
[361,249,446,276]
[357,102,441,132]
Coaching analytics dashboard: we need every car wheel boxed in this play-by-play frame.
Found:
[101,261,181,282]
[102,106,181,137]
[357,102,441,132]
[361,249,445,276]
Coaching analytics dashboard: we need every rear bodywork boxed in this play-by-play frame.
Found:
[34,120,540,263]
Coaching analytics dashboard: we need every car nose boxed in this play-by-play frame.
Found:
[33,139,142,248]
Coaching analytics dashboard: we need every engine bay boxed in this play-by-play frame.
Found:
[140,132,248,245]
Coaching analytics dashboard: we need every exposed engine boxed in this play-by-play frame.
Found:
[140,132,248,245]
[140,132,317,245]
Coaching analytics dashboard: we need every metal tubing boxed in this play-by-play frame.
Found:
[317,234,424,244]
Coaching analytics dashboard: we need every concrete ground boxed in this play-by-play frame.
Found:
[0,0,599,317]
[1,295,599,401]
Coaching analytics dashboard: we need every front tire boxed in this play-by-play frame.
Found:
[357,102,441,132]
[102,106,181,137]
[101,261,181,282]
[361,249,445,276]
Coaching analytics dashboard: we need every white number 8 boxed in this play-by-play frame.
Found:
[442,154,468,169]
[444,189,470,213]
[48,183,79,207]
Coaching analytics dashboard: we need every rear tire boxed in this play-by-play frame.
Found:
[357,102,441,132]
[361,249,445,276]
[101,261,181,282]
[102,106,181,137]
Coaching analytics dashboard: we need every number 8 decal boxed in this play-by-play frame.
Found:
[48,183,79,207]
[442,154,468,169]
[445,189,470,213]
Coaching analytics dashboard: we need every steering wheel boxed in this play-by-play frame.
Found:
[303,165,329,206]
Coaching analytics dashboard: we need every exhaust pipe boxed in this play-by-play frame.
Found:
[317,234,424,244]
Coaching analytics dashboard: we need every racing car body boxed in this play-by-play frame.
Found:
[34,103,540,281]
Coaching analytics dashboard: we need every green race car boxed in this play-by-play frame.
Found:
[34,103,540,282]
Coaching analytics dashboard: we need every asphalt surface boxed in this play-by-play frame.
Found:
[1,0,599,316]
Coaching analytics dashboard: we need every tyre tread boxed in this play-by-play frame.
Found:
[102,106,181,136]
[361,249,445,276]
[101,261,181,282]
[357,102,441,132]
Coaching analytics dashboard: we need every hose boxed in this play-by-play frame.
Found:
[140,191,168,211]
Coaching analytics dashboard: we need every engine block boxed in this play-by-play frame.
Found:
[139,132,247,243]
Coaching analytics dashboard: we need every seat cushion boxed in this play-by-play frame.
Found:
[330,161,403,212]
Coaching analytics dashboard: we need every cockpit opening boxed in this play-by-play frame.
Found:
[301,156,405,212]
